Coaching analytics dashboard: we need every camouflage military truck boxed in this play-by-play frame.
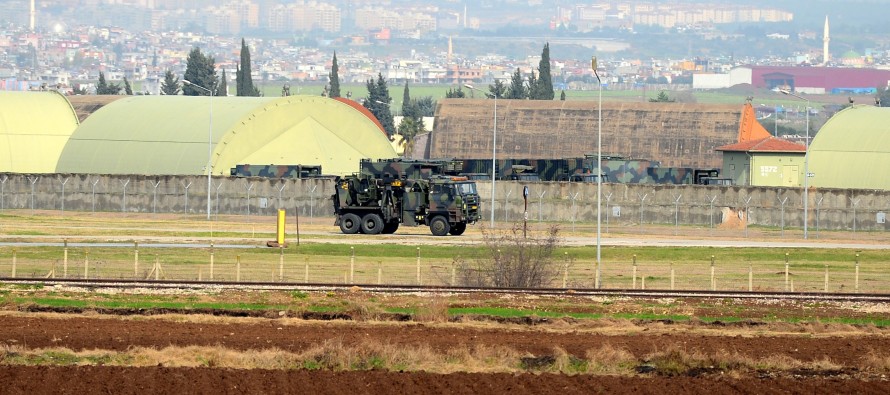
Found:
[359,158,463,180]
[332,171,480,236]
[231,164,324,178]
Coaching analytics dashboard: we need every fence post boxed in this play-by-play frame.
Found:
[0,175,6,210]
[416,247,421,285]
[59,176,70,212]
[743,196,752,238]
[451,263,456,286]
[710,255,715,291]
[279,246,284,282]
[815,196,824,239]
[778,196,788,237]
[377,260,382,285]
[63,239,68,278]
[304,256,309,283]
[673,194,682,235]
[11,248,16,278]
[641,273,645,290]
[850,197,860,233]
[784,253,790,292]
[84,250,89,279]
[707,195,717,228]
[236,255,241,282]
[604,192,613,233]
[632,255,637,289]
[748,263,753,292]
[670,262,675,290]
[853,252,859,293]
[569,192,579,232]
[134,242,139,278]
[637,193,648,233]
[350,246,355,283]
[120,179,130,212]
[824,263,829,293]
[181,181,192,214]
[504,189,513,223]
[154,255,160,281]
[538,190,546,222]
[152,180,161,213]
[209,242,215,280]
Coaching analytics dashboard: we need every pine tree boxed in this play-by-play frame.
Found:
[560,90,566,100]
[329,51,341,98]
[488,80,506,99]
[363,74,395,136]
[506,68,527,99]
[183,47,217,96]
[96,71,121,95]
[526,71,538,99]
[532,42,555,100]
[217,69,228,96]
[123,77,133,95]
[445,86,466,98]
[161,70,181,95]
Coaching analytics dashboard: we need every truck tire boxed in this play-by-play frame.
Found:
[449,222,467,236]
[361,213,384,235]
[382,221,399,234]
[339,213,361,234]
[430,216,450,236]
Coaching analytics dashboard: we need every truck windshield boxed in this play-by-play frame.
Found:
[456,182,477,195]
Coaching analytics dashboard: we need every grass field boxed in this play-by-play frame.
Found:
[1,211,887,293]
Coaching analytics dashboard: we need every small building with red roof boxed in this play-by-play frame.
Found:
[715,136,807,187]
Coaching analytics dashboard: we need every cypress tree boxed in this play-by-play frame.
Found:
[237,38,257,96]
[217,69,228,96]
[401,81,411,118]
[123,77,132,95]
[329,51,341,98]
[534,42,555,100]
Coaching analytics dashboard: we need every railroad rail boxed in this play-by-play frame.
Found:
[2,277,889,303]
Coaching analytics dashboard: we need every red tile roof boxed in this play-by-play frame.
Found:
[715,137,806,153]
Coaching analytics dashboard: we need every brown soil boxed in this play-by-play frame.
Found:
[1,314,888,394]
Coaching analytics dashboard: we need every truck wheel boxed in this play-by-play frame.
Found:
[361,213,384,235]
[339,213,361,234]
[449,222,467,236]
[430,216,450,236]
[382,221,399,234]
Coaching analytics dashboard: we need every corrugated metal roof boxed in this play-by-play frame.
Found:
[56,95,397,176]
[808,105,890,190]
[0,91,80,173]
[716,137,806,153]
[749,66,890,90]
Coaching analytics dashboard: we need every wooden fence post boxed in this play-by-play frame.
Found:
[710,255,716,291]
[632,255,637,289]
[11,248,16,278]
[451,263,456,286]
[236,255,241,282]
[670,262,675,290]
[279,247,284,282]
[784,253,790,292]
[377,260,382,285]
[84,250,89,279]
[134,242,139,278]
[350,246,355,284]
[209,242,215,280]
[416,247,421,285]
[304,256,309,283]
[63,239,68,278]
[748,263,753,292]
[824,264,829,293]
[853,252,859,293]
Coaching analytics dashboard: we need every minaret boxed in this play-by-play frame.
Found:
[447,35,453,65]
[823,15,830,65]
[30,0,35,31]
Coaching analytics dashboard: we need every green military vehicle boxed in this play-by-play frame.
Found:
[332,172,480,236]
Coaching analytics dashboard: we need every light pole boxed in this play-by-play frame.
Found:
[183,79,214,220]
[464,84,497,228]
[780,89,810,239]
[592,56,602,289]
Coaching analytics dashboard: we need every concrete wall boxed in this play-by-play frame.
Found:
[2,173,889,232]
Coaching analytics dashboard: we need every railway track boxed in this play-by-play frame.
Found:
[2,277,888,303]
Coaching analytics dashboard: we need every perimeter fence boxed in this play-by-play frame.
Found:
[2,174,890,234]
[1,244,887,294]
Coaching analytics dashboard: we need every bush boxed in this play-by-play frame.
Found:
[454,223,562,288]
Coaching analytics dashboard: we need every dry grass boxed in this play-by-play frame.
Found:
[413,297,450,323]
[2,339,877,377]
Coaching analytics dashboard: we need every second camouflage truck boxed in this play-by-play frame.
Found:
[332,160,481,236]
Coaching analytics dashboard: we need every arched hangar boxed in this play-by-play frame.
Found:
[808,105,890,191]
[55,95,397,176]
[0,91,80,173]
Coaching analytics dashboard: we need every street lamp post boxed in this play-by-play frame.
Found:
[592,56,602,289]
[780,89,810,239]
[464,84,497,229]
[183,79,214,220]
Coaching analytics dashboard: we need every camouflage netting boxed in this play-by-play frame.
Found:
[429,99,742,169]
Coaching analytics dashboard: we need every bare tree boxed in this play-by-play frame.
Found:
[454,223,563,288]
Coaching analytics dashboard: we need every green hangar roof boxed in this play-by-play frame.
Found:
[56,95,397,176]
[0,91,80,173]
[808,105,890,191]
